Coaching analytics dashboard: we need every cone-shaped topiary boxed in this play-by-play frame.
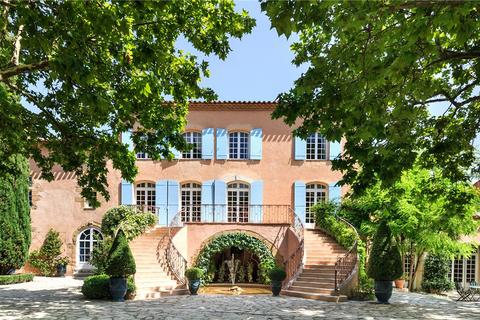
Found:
[367,220,403,281]
[105,230,136,278]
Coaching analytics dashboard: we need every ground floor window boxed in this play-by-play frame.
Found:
[181,182,201,222]
[136,182,156,212]
[77,227,103,269]
[228,182,249,222]
[449,253,477,286]
[305,183,326,225]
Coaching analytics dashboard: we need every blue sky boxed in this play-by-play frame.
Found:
[176,1,306,101]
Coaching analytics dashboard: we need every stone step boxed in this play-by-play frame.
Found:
[282,290,347,302]
[304,265,337,270]
[296,276,335,283]
[289,285,334,294]
[293,280,335,288]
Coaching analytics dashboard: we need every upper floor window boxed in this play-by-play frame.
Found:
[136,151,150,159]
[83,192,97,209]
[229,132,249,159]
[227,182,250,222]
[305,183,327,224]
[136,182,156,212]
[306,133,327,160]
[181,182,202,222]
[182,132,202,159]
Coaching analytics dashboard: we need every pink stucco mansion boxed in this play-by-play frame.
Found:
[26,101,479,300]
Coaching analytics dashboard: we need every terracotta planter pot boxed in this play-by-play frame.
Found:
[394,279,405,289]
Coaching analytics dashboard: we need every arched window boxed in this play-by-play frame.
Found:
[77,227,103,269]
[227,182,250,222]
[306,133,327,160]
[229,132,249,159]
[182,132,202,159]
[136,182,156,212]
[305,183,327,225]
[181,182,202,222]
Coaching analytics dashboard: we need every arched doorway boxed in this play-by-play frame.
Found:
[76,227,103,270]
[195,232,276,284]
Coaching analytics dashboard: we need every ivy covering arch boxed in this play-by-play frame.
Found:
[194,232,276,284]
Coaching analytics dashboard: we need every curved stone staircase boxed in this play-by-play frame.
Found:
[130,227,188,299]
[282,229,350,302]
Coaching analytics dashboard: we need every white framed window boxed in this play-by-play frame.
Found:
[449,254,477,286]
[136,182,156,212]
[227,182,249,222]
[403,254,416,275]
[305,183,327,225]
[181,182,201,222]
[77,227,103,269]
[83,192,96,209]
[306,133,327,160]
[229,132,249,159]
[136,151,150,159]
[182,132,202,159]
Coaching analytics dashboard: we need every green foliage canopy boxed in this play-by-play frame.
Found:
[261,1,480,191]
[0,155,30,275]
[101,206,157,241]
[0,1,255,205]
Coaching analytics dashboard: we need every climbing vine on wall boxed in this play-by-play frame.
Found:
[194,232,276,284]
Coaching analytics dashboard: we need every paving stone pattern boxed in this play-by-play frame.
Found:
[1,277,480,319]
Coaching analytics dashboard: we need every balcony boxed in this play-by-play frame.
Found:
[129,204,294,226]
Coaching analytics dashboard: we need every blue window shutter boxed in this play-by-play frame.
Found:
[216,128,228,160]
[121,179,134,205]
[122,131,134,152]
[329,141,341,160]
[167,180,179,225]
[249,128,263,160]
[202,128,214,159]
[294,136,306,160]
[328,182,342,203]
[294,181,306,223]
[156,180,168,226]
[250,180,263,223]
[214,180,227,222]
[201,180,214,222]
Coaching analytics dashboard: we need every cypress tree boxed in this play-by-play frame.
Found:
[0,155,31,274]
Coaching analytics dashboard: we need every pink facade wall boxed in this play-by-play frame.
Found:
[27,103,342,273]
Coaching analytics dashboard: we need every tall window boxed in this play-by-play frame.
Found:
[28,176,33,207]
[136,182,156,212]
[449,254,477,286]
[305,183,327,225]
[229,132,249,159]
[306,133,327,160]
[77,227,103,268]
[182,132,202,159]
[136,151,150,159]
[181,182,201,222]
[227,182,250,222]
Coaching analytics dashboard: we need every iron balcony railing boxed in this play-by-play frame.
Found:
[129,204,294,225]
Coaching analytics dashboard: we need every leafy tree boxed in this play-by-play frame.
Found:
[0,155,30,274]
[29,228,63,276]
[340,165,479,289]
[261,1,480,192]
[0,1,255,205]
[421,254,454,294]
[101,206,156,241]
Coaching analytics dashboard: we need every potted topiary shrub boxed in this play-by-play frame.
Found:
[268,266,286,296]
[185,267,204,295]
[105,229,136,302]
[367,221,403,304]
[55,257,69,277]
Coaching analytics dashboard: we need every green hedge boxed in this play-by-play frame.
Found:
[422,254,454,293]
[312,202,357,249]
[195,232,276,284]
[81,274,136,300]
[0,273,34,285]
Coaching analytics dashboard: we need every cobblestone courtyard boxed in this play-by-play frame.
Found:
[1,277,480,319]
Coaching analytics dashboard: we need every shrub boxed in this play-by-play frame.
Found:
[90,237,113,274]
[367,220,403,281]
[422,254,454,293]
[105,230,136,278]
[101,206,157,241]
[185,268,204,280]
[81,274,135,299]
[268,267,286,282]
[313,202,357,249]
[29,229,64,276]
[0,155,31,275]
[0,273,34,285]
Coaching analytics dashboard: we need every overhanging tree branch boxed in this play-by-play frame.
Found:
[0,60,49,81]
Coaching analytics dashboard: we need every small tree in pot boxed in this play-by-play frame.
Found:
[367,221,402,304]
[185,268,204,295]
[268,266,286,296]
[105,230,136,302]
